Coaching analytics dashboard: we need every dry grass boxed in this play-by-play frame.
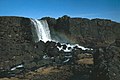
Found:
[0,58,93,80]
[36,66,61,74]
[0,77,21,80]
[0,67,61,80]
[77,58,94,64]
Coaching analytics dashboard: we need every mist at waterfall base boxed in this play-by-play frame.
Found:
[31,19,93,51]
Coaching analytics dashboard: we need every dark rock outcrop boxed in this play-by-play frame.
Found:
[0,16,33,70]
[42,15,120,47]
[0,16,120,80]
[93,39,120,80]
[0,16,46,77]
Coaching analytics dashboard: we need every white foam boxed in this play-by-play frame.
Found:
[43,55,49,59]
[65,55,72,58]
[57,46,63,51]
[63,59,70,63]
[57,43,93,52]
[11,64,23,71]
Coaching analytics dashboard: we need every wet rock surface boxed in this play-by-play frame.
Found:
[0,16,120,80]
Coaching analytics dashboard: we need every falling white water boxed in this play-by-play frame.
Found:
[31,19,51,43]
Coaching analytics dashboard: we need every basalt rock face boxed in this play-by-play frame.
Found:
[0,16,36,77]
[42,15,120,47]
[0,17,32,69]
[0,17,56,76]
[0,16,93,80]
[93,39,120,80]
[0,16,120,80]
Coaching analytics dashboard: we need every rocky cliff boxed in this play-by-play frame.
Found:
[0,16,32,68]
[0,16,120,80]
[41,15,120,47]
[0,17,48,76]
[0,16,93,80]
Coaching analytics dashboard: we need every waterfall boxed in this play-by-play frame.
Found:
[31,19,51,43]
[30,19,93,51]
